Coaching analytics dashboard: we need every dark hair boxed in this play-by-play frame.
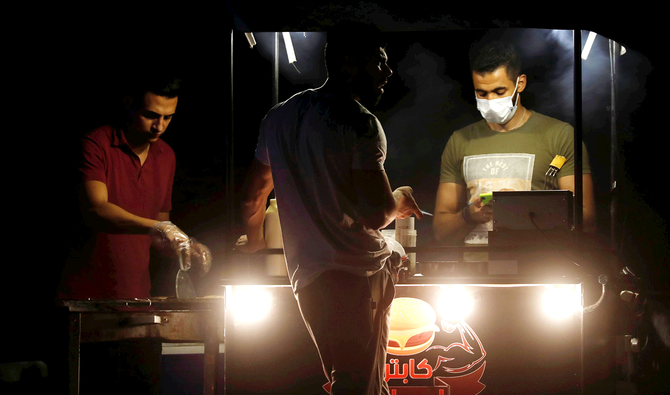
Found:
[116,74,181,125]
[469,41,521,81]
[324,22,387,77]
[145,75,181,99]
[123,73,181,110]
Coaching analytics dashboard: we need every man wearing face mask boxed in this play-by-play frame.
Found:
[434,40,595,246]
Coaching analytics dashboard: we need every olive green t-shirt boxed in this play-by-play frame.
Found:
[440,111,590,245]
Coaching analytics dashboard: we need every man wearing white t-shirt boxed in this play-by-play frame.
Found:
[237,23,423,395]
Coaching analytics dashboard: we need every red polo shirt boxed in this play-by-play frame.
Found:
[58,125,176,299]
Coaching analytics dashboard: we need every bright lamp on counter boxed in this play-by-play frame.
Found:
[541,284,581,320]
[435,285,475,322]
[229,286,274,325]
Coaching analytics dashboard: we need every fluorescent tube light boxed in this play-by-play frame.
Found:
[282,32,297,64]
[244,33,256,48]
[582,31,597,60]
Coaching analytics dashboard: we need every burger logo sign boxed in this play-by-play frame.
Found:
[387,297,441,356]
[385,297,487,395]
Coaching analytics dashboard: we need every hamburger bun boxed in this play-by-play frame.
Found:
[388,297,440,355]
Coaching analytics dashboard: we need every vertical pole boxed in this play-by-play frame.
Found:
[579,283,585,394]
[269,32,279,202]
[68,312,81,395]
[575,32,585,395]
[203,310,220,395]
[609,39,619,251]
[574,30,584,235]
[228,30,235,263]
[273,32,279,106]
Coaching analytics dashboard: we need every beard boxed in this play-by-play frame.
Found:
[359,91,382,109]
[351,73,383,109]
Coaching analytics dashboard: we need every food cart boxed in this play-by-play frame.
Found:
[222,255,587,395]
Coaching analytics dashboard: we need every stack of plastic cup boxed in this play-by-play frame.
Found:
[264,199,287,276]
[381,229,396,240]
[395,217,416,276]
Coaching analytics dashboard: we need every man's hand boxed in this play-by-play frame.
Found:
[190,238,212,275]
[177,239,212,274]
[468,188,516,224]
[470,188,515,224]
[235,234,266,254]
[468,195,493,224]
[434,184,516,244]
[149,221,191,257]
[149,221,212,274]
[387,251,403,285]
[392,186,423,220]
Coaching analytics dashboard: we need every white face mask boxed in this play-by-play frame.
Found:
[475,77,520,124]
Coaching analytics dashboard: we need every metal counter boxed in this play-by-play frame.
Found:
[221,245,587,395]
[58,297,224,395]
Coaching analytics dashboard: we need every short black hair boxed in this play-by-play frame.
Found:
[145,75,181,99]
[469,41,521,81]
[324,22,387,77]
[127,73,181,105]
[117,73,181,125]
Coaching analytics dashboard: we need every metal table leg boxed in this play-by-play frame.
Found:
[203,310,220,395]
[68,312,81,395]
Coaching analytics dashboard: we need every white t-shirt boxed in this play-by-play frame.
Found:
[255,89,392,293]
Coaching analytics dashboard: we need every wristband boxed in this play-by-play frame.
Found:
[461,203,476,226]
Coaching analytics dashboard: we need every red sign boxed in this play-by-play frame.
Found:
[386,297,487,395]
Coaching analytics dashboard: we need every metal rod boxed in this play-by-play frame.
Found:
[228,30,236,267]
[270,33,279,200]
[609,39,619,251]
[573,30,584,235]
[237,245,578,254]
[273,32,279,106]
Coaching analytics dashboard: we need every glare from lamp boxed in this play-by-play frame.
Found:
[542,285,580,320]
[582,31,597,60]
[230,287,273,325]
[282,32,297,64]
[436,286,474,323]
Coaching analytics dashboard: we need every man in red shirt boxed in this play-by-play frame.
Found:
[57,75,211,395]
[58,76,210,300]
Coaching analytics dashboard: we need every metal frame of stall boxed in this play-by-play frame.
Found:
[222,28,630,395]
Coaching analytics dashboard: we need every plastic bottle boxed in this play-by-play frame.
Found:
[264,199,287,276]
[395,217,416,276]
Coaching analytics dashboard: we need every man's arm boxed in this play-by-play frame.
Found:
[558,173,596,232]
[82,180,161,233]
[238,159,275,252]
[433,182,491,244]
[351,169,422,230]
[83,181,210,260]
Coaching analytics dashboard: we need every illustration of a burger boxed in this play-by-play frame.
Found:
[387,297,441,356]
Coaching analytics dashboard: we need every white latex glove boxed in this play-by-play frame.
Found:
[190,238,212,275]
[149,221,191,259]
[150,222,212,274]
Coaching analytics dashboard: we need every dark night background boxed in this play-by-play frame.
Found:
[4,1,668,393]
